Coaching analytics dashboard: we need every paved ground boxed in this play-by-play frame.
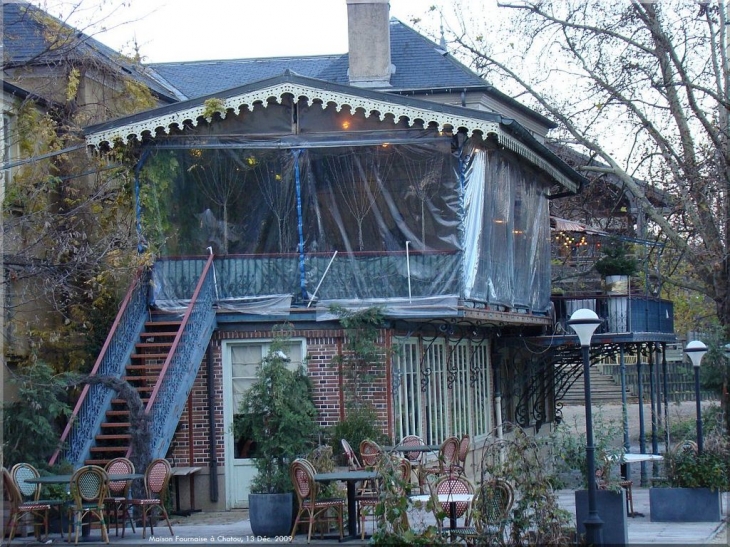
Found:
[7,402,726,545]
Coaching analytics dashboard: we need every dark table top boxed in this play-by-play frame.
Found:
[26,473,144,484]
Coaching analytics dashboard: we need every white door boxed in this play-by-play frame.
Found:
[222,339,305,509]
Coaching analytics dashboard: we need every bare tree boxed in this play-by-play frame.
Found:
[426,0,729,327]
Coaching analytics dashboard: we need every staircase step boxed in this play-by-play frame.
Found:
[144,320,182,329]
[89,446,129,454]
[131,353,169,360]
[101,422,131,429]
[125,364,163,371]
[95,434,131,441]
[135,342,174,349]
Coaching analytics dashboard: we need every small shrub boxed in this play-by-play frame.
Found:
[664,431,729,490]
[328,404,390,465]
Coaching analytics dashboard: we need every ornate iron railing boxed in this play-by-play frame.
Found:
[146,253,217,460]
[50,267,151,466]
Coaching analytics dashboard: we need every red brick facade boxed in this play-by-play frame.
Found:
[169,327,392,469]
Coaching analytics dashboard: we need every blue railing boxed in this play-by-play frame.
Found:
[146,253,217,460]
[552,294,674,335]
[51,268,151,466]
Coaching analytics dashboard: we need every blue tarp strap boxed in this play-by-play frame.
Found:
[293,149,307,301]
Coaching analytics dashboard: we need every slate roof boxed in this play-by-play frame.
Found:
[2,0,177,103]
[149,20,487,99]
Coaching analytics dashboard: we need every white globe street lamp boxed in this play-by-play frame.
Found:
[568,308,603,546]
[685,340,707,454]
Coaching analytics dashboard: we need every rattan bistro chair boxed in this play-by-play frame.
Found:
[68,465,110,544]
[433,474,474,532]
[451,478,514,545]
[359,439,383,468]
[341,439,364,471]
[418,436,460,490]
[290,458,345,543]
[3,467,51,544]
[128,458,174,539]
[358,457,411,539]
[10,462,68,537]
[103,457,136,537]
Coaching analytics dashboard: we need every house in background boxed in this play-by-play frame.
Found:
[4,0,674,511]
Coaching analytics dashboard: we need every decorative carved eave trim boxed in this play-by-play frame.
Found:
[85,81,500,149]
[84,80,580,192]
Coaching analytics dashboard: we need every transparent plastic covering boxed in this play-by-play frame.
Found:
[142,137,551,316]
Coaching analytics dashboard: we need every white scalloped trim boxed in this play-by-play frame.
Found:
[85,81,578,191]
[85,81,500,149]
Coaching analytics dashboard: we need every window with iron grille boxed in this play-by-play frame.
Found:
[392,336,492,444]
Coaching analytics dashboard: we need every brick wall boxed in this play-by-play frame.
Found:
[169,326,391,468]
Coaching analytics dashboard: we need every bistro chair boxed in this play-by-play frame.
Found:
[3,467,51,544]
[419,435,460,489]
[341,439,364,471]
[451,478,514,545]
[289,458,345,543]
[128,458,174,539]
[433,473,474,532]
[358,457,411,539]
[398,435,426,492]
[103,457,136,537]
[359,439,383,468]
[453,434,471,475]
[10,462,68,536]
[68,465,110,544]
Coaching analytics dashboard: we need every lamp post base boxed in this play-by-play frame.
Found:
[584,515,604,546]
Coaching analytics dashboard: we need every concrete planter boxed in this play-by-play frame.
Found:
[575,489,628,546]
[248,492,294,537]
[649,487,721,522]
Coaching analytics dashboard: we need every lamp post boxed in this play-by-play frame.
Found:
[568,308,604,546]
[685,340,707,454]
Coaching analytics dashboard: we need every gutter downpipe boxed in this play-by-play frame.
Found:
[207,342,219,502]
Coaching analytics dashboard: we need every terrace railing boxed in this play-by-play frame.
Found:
[552,293,674,335]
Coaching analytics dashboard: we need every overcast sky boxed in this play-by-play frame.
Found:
[34,0,454,64]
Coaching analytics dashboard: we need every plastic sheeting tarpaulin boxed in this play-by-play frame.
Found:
[141,133,553,314]
[314,295,460,321]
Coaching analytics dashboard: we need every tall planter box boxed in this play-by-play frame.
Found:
[649,487,721,522]
[575,489,628,546]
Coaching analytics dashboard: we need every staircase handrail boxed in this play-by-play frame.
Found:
[144,252,217,458]
[50,266,151,466]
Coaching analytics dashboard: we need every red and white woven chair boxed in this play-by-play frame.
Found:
[289,458,345,543]
[104,457,136,537]
[128,459,174,539]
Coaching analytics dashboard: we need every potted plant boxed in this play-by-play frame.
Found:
[594,240,638,288]
[233,331,319,537]
[649,434,729,522]
[550,412,629,546]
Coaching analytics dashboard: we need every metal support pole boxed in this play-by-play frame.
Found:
[695,366,704,454]
[637,347,647,486]
[662,343,670,452]
[582,345,604,546]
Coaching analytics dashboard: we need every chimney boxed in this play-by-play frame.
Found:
[346,0,393,88]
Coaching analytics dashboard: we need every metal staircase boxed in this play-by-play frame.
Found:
[50,254,217,469]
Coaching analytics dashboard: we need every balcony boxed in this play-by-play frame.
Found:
[552,293,674,336]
